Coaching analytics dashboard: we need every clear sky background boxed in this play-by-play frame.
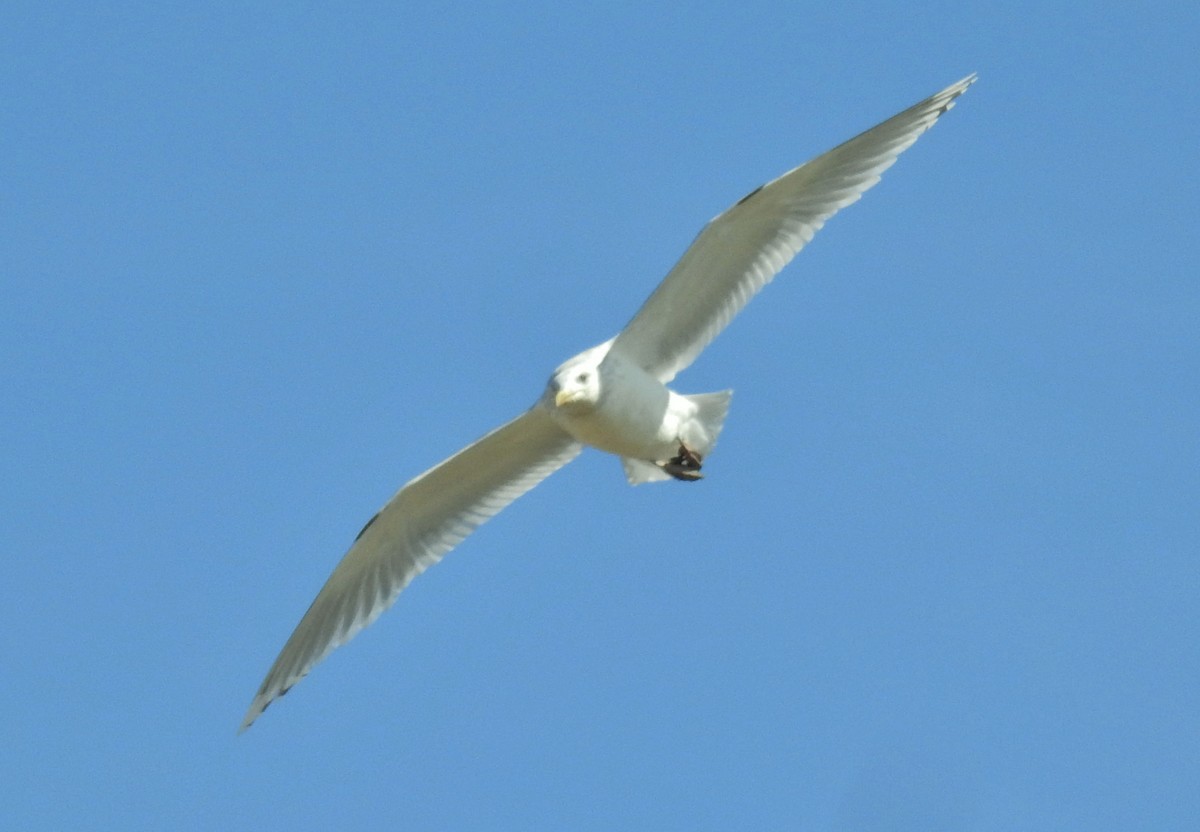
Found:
[4,3,1197,829]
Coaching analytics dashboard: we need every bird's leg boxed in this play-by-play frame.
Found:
[660,441,704,482]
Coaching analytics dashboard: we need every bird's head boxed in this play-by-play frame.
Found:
[545,347,606,413]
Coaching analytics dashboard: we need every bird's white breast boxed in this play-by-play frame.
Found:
[548,345,682,460]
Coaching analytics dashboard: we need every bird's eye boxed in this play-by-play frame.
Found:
[576,372,590,384]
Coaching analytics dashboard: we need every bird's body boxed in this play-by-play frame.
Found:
[241,74,976,731]
[543,339,727,477]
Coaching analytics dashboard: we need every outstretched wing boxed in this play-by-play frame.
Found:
[610,74,975,382]
[241,406,581,731]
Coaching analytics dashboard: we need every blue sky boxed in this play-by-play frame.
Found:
[4,2,1197,829]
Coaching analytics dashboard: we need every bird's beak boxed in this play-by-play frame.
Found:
[555,389,582,408]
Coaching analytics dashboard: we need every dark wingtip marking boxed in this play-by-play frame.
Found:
[354,511,380,542]
[736,183,764,206]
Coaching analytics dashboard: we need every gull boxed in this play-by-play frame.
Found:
[241,74,976,731]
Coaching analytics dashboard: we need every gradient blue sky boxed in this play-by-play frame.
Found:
[4,3,1197,829]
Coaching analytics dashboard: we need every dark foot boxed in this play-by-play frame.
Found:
[660,442,703,482]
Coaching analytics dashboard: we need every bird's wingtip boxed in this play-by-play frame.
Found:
[238,698,267,735]
[954,72,979,91]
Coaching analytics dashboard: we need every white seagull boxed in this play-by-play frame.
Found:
[241,74,976,731]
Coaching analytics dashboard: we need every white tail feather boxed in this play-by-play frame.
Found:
[682,389,733,457]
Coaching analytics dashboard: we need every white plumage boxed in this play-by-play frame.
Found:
[241,74,976,731]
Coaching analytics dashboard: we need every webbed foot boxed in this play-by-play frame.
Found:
[660,442,704,482]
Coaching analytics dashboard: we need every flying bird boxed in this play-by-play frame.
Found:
[242,74,976,731]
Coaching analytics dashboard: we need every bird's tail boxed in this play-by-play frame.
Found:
[682,389,733,458]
